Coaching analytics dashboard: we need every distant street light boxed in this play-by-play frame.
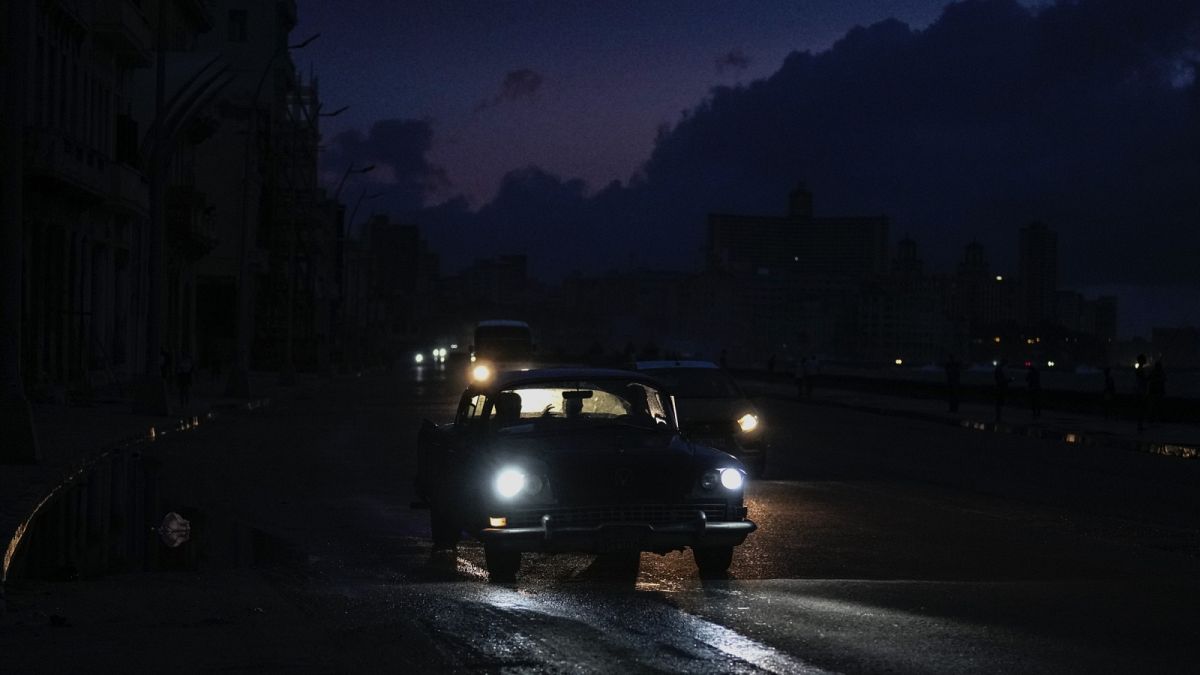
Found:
[319,104,350,118]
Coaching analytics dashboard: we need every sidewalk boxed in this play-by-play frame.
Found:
[1,370,323,609]
[739,378,1200,460]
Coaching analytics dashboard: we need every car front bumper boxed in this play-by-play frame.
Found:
[477,515,756,554]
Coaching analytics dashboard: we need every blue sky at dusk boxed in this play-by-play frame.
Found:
[295,1,1199,337]
[296,0,961,204]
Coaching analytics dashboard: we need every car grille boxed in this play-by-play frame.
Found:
[506,502,729,528]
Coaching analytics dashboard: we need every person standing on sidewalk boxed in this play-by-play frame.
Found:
[1102,367,1117,419]
[993,360,1011,423]
[1025,363,1042,419]
[176,353,194,408]
[944,354,962,413]
[1134,353,1150,432]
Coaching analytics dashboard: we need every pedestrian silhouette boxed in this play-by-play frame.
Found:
[993,361,1011,423]
[1102,367,1116,420]
[1025,363,1041,419]
[1148,358,1166,424]
[1134,353,1150,432]
[944,354,962,413]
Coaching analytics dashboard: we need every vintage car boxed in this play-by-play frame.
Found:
[415,368,756,581]
[633,360,768,477]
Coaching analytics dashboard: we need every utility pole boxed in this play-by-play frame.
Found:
[0,0,39,462]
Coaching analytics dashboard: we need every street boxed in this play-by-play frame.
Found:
[3,369,1198,673]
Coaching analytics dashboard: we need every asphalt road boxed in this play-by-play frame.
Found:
[3,368,1198,673]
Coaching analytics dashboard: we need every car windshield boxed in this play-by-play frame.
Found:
[642,368,742,399]
[476,379,672,434]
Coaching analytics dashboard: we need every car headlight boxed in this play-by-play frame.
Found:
[414,353,425,364]
[701,468,745,491]
[737,413,758,433]
[719,467,744,490]
[495,467,526,498]
[472,364,492,382]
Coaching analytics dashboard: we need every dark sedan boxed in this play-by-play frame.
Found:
[634,360,768,477]
[415,368,756,581]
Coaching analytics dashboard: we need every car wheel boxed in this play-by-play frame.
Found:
[484,545,521,582]
[693,545,734,578]
[429,507,459,550]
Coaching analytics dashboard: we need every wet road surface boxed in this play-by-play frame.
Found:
[3,369,1198,672]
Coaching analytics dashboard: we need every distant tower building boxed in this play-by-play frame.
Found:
[788,182,814,219]
[1018,221,1058,327]
[892,237,923,286]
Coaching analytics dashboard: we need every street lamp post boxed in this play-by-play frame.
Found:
[225,33,318,397]
[274,100,343,384]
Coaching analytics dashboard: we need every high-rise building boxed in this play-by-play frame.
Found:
[1018,221,1058,327]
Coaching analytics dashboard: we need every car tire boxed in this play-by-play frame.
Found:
[429,507,459,550]
[693,545,734,578]
[484,545,521,582]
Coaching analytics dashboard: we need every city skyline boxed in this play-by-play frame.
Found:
[297,0,1199,337]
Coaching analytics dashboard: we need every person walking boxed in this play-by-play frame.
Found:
[993,360,1011,423]
[176,352,194,408]
[1102,367,1116,420]
[944,354,962,413]
[1025,363,1042,419]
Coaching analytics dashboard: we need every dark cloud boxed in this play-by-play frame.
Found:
[715,48,751,73]
[320,118,448,214]
[474,68,545,112]
[415,0,1199,286]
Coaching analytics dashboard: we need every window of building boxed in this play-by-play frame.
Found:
[228,9,247,42]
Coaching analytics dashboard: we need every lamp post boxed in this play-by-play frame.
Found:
[347,189,385,239]
[279,102,347,385]
[226,32,319,397]
[334,163,375,201]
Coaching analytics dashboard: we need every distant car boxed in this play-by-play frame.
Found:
[415,368,756,581]
[633,360,768,477]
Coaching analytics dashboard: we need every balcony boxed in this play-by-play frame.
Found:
[24,127,111,201]
[167,185,219,260]
[93,0,153,66]
[109,162,150,217]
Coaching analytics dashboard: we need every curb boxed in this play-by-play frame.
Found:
[1,395,273,613]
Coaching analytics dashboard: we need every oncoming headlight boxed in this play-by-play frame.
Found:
[472,364,492,382]
[494,467,526,498]
[737,413,758,433]
[719,467,744,490]
[701,468,745,491]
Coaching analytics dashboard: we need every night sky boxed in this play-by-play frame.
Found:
[296,0,1200,336]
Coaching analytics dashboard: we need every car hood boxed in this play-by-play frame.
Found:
[674,397,756,425]
[487,428,733,502]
